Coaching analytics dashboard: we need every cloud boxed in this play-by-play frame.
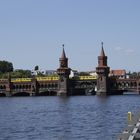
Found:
[114,47,135,55]
[125,49,135,54]
[114,47,123,51]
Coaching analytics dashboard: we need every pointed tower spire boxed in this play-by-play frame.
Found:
[100,42,105,57]
[98,42,107,67]
[61,44,66,59]
[59,44,68,68]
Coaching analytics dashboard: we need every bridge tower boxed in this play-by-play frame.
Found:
[96,42,110,95]
[57,45,71,96]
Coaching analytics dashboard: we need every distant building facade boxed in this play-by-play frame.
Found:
[109,69,126,79]
[69,70,78,78]
[89,71,97,77]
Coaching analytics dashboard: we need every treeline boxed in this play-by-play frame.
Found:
[0,60,32,78]
[0,60,57,79]
[0,60,140,79]
[128,72,140,79]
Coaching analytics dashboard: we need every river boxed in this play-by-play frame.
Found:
[0,93,140,140]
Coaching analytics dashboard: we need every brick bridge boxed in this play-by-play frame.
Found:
[0,44,140,96]
[0,76,97,97]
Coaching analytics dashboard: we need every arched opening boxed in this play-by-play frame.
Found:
[51,84,54,88]
[126,82,130,88]
[15,85,19,89]
[54,83,57,88]
[130,82,133,87]
[0,85,3,89]
[3,85,6,89]
[37,91,50,96]
[22,85,25,89]
[0,93,6,97]
[12,85,15,89]
[25,85,29,89]
[134,82,137,87]
[40,84,43,88]
[19,85,22,89]
[117,82,121,88]
[12,92,30,97]
[49,91,57,96]
[48,84,51,88]
[29,85,31,89]
[110,82,114,88]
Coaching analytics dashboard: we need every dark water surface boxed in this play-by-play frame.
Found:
[0,94,140,140]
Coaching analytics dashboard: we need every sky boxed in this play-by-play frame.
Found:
[0,0,140,72]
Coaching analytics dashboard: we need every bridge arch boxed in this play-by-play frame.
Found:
[0,85,6,90]
[12,92,30,96]
[134,82,137,87]
[39,84,44,88]
[0,93,6,97]
[25,84,30,89]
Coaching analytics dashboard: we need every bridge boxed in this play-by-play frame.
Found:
[0,44,139,97]
[0,76,97,97]
[110,78,140,93]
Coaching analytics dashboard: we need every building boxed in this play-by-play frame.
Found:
[69,70,78,78]
[109,69,126,79]
[89,71,97,77]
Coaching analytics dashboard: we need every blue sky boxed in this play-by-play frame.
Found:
[0,0,140,72]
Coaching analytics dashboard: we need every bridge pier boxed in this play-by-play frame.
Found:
[29,92,36,96]
[5,92,12,97]
[85,88,96,95]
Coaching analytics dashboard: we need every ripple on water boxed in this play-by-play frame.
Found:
[0,95,140,140]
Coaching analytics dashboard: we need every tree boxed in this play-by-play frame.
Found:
[11,69,32,78]
[129,72,140,79]
[0,60,13,73]
[79,72,90,76]
[34,65,39,71]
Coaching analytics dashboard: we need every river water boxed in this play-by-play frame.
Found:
[0,93,140,140]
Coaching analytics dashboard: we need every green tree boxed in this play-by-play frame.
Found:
[11,69,32,78]
[34,65,39,71]
[0,60,13,73]
[79,72,90,76]
[129,72,139,79]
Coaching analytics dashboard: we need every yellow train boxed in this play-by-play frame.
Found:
[36,77,59,81]
[11,78,31,82]
[79,76,97,80]
[11,77,59,82]
[10,75,97,83]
